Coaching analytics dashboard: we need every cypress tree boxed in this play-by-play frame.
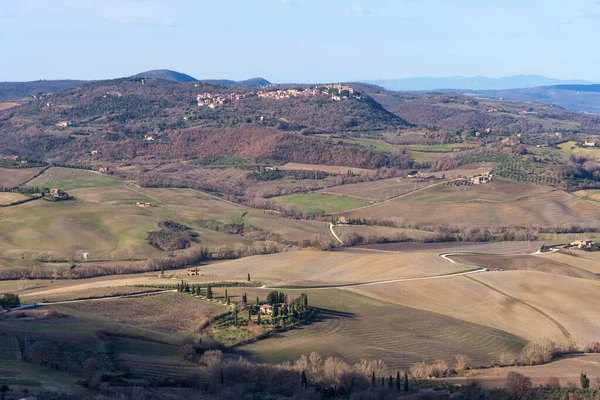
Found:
[207,285,213,299]
[242,292,247,304]
[404,373,409,392]
[256,296,260,305]
[301,370,307,388]
[381,377,384,387]
[396,371,401,391]
[371,371,375,388]
[247,273,251,282]
[248,308,252,322]
[234,309,238,326]
[388,375,393,389]
[257,312,261,324]
[225,289,228,300]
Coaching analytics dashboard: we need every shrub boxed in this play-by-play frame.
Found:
[506,372,532,400]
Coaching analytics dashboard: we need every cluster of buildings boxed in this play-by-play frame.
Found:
[196,84,357,108]
[471,173,493,185]
[570,238,595,249]
[196,92,252,108]
[583,140,598,147]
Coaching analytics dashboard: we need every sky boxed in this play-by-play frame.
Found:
[1,0,600,82]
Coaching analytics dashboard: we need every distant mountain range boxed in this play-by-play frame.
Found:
[470,84,600,114]
[0,70,271,101]
[367,75,595,91]
[131,70,271,86]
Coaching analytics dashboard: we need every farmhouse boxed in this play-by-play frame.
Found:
[584,141,597,147]
[186,267,201,276]
[136,202,152,208]
[337,216,350,224]
[49,188,69,200]
[260,304,274,315]
[571,238,594,249]
[472,174,493,185]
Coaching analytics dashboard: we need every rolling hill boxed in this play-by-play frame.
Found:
[131,69,198,82]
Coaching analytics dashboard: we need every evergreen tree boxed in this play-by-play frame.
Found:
[257,312,262,324]
[301,370,307,389]
[184,283,190,293]
[248,308,252,322]
[256,296,260,305]
[381,377,384,387]
[234,309,238,326]
[388,375,393,389]
[396,371,401,391]
[273,305,279,318]
[242,292,247,304]
[371,371,376,388]
[220,368,224,386]
[247,273,251,282]
[207,285,213,299]
[404,373,409,392]
[581,372,590,389]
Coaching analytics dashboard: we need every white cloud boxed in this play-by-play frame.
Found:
[347,4,370,15]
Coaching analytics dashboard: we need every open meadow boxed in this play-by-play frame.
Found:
[0,166,46,187]
[25,167,120,190]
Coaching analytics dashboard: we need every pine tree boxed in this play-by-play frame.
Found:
[396,371,401,391]
[404,373,409,392]
[371,371,376,388]
[207,285,213,299]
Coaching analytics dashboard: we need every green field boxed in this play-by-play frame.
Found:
[558,141,600,160]
[273,193,370,214]
[336,138,394,152]
[25,167,121,190]
[398,143,477,152]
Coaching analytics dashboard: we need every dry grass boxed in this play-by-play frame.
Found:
[319,177,434,202]
[0,192,29,205]
[476,271,600,346]
[0,102,19,110]
[54,293,227,333]
[231,289,525,370]
[347,276,566,344]
[449,253,600,280]
[453,353,600,388]
[246,212,329,242]
[26,167,117,190]
[0,167,45,187]
[335,225,434,241]
[279,162,373,175]
[345,190,600,228]
[23,286,162,303]
[199,250,467,287]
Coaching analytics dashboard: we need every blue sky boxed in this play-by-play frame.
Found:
[1,0,599,82]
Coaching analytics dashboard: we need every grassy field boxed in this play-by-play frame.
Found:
[398,143,477,152]
[0,166,46,187]
[279,162,374,175]
[26,167,120,190]
[449,253,600,280]
[573,189,600,203]
[55,292,228,333]
[320,177,434,202]
[558,141,600,160]
[246,211,329,242]
[335,138,394,152]
[476,271,600,346]
[344,190,600,228]
[233,289,525,370]
[198,250,468,287]
[0,192,29,205]
[348,275,571,345]
[394,179,552,204]
[273,193,371,214]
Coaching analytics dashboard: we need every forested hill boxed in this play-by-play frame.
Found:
[0,80,89,101]
[0,78,411,168]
